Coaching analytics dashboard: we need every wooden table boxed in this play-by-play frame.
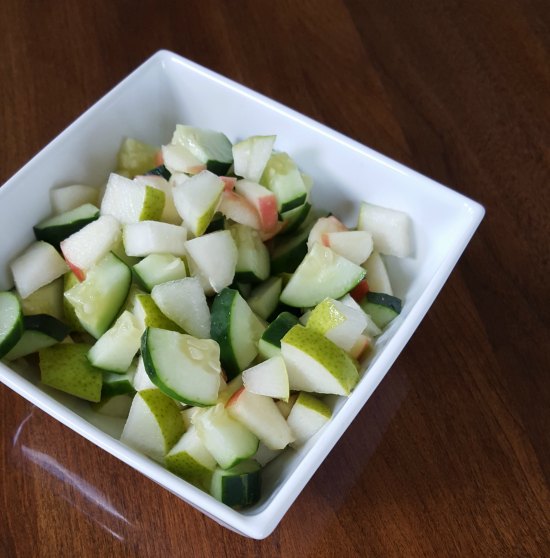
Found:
[1,1,548,556]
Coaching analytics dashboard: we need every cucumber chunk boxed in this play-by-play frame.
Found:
[210,459,261,508]
[0,292,24,359]
[230,224,270,283]
[5,314,70,361]
[171,125,233,175]
[260,152,308,212]
[247,276,282,320]
[64,252,132,338]
[280,243,366,308]
[258,311,299,360]
[210,288,265,380]
[361,292,402,328]
[142,328,222,406]
[33,203,100,248]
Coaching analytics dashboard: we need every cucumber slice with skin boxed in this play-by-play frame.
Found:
[247,276,282,321]
[260,152,308,213]
[142,328,222,406]
[0,292,24,359]
[210,459,262,508]
[33,203,99,248]
[258,311,299,360]
[194,403,259,469]
[5,313,70,361]
[361,292,402,328]
[210,288,265,380]
[171,125,233,176]
[280,243,366,308]
[145,164,171,181]
[102,369,136,397]
[280,201,311,235]
[64,252,131,339]
[132,254,187,292]
[230,224,270,283]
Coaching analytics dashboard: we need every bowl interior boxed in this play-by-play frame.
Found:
[0,51,483,537]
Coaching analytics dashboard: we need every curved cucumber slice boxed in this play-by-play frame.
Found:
[64,252,131,338]
[0,292,24,359]
[5,314,71,361]
[210,288,265,380]
[142,328,221,406]
[280,243,366,308]
[33,203,99,247]
[361,291,402,328]
[210,459,261,508]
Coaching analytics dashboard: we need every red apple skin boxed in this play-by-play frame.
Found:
[154,150,164,167]
[258,195,278,232]
[350,336,371,360]
[226,386,246,408]
[221,176,237,191]
[188,164,207,175]
[350,279,369,302]
[219,191,262,230]
[60,243,86,281]
[321,232,330,247]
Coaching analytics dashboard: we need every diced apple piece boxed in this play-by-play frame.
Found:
[122,221,187,257]
[50,184,100,214]
[11,241,69,298]
[362,251,393,295]
[60,215,121,280]
[217,190,262,230]
[161,143,205,174]
[357,202,412,258]
[321,230,373,265]
[234,179,278,232]
[307,216,347,250]
[232,135,276,182]
[185,230,238,294]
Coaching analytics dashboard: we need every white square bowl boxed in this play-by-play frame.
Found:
[0,50,484,539]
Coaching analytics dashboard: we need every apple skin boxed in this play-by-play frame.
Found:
[221,176,237,191]
[350,278,369,302]
[225,385,245,408]
[218,190,262,230]
[63,257,86,282]
[257,195,279,232]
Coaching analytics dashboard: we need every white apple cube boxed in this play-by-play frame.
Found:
[217,190,262,230]
[50,184,100,214]
[60,214,121,280]
[11,241,69,298]
[307,216,347,250]
[357,202,412,258]
[322,230,373,265]
[362,251,393,295]
[234,179,278,233]
[123,221,187,257]
[185,230,238,294]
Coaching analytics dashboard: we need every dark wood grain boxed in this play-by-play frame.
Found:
[1,1,549,556]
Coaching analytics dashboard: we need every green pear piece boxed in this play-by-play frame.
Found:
[120,389,184,464]
[166,425,217,490]
[139,185,166,221]
[281,325,359,396]
[39,343,103,402]
[286,392,332,446]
